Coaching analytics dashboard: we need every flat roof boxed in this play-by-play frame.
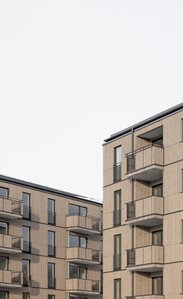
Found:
[0,174,102,206]
[104,102,183,143]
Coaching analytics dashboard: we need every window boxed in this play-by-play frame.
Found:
[152,276,163,295]
[69,204,87,216]
[69,234,87,248]
[48,263,55,289]
[23,293,30,299]
[48,296,55,299]
[0,222,8,235]
[114,146,122,182]
[23,193,31,219]
[114,279,121,299]
[152,137,163,146]
[48,199,56,225]
[182,169,183,192]
[182,118,183,141]
[22,260,30,286]
[0,257,8,270]
[0,187,9,199]
[23,226,30,253]
[69,264,87,279]
[48,231,55,257]
[0,291,9,299]
[114,234,121,271]
[152,230,163,246]
[152,184,163,197]
[114,190,121,226]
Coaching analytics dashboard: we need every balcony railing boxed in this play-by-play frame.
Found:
[48,244,56,257]
[66,247,102,264]
[0,234,23,253]
[66,214,102,235]
[66,278,101,294]
[113,163,121,182]
[0,270,22,287]
[127,245,163,271]
[126,296,163,299]
[113,209,121,226]
[0,197,22,219]
[126,144,164,181]
[23,241,31,253]
[126,196,163,226]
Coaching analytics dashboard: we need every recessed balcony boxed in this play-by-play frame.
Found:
[127,245,163,272]
[0,234,23,253]
[0,270,22,288]
[0,197,22,219]
[66,278,101,295]
[126,196,163,227]
[126,144,164,181]
[66,247,102,265]
[66,215,102,235]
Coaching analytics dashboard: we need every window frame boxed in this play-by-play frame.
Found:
[48,263,56,289]
[69,204,87,217]
[22,192,31,220]
[23,226,31,253]
[114,278,121,299]
[0,187,9,199]
[48,231,56,257]
[114,190,121,227]
[22,259,31,287]
[152,276,163,295]
[114,234,121,271]
[48,199,56,225]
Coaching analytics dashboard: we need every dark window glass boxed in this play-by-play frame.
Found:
[48,296,55,299]
[23,226,30,252]
[23,193,31,219]
[0,291,9,299]
[152,276,163,295]
[152,230,163,246]
[0,187,9,199]
[114,146,122,182]
[48,199,55,225]
[22,260,30,286]
[48,263,55,289]
[0,257,8,270]
[48,231,55,257]
[114,279,121,299]
[69,204,87,216]
[0,222,8,235]
[114,190,121,226]
[152,184,163,197]
[152,137,163,146]
[69,234,87,248]
[69,264,87,279]
[114,234,121,271]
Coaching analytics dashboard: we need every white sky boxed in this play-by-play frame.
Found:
[0,1,182,201]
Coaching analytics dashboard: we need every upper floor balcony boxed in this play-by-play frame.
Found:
[0,197,22,219]
[66,247,102,265]
[126,144,164,182]
[0,234,23,254]
[126,196,163,227]
[127,245,163,272]
[0,270,22,288]
[66,214,102,235]
[66,278,101,295]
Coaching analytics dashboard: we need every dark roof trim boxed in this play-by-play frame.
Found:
[0,174,102,206]
[104,103,183,143]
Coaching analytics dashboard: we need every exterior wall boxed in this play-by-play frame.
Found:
[0,179,103,299]
[103,108,183,299]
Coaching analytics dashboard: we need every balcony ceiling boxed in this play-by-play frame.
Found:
[139,126,163,140]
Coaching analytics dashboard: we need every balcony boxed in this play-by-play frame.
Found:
[0,234,23,253]
[66,279,100,295]
[127,245,163,272]
[126,144,163,181]
[66,247,102,265]
[0,197,22,219]
[0,270,22,288]
[126,196,163,227]
[66,215,102,235]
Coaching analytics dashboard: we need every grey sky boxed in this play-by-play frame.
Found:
[0,1,182,200]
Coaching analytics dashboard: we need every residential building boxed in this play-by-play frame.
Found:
[0,175,103,299]
[103,103,183,299]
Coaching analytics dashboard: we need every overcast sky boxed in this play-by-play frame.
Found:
[0,1,182,201]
